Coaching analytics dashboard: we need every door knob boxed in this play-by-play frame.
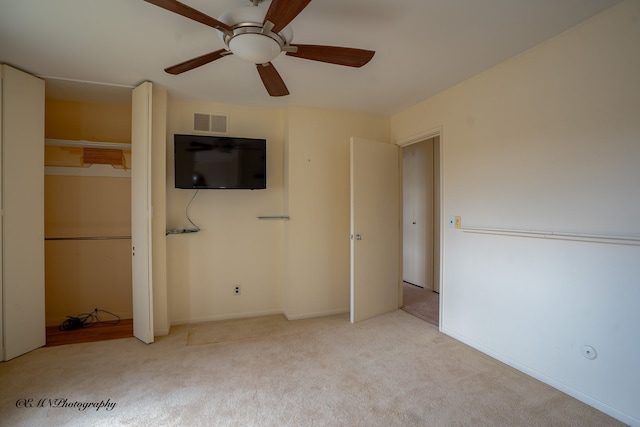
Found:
[355,234,363,240]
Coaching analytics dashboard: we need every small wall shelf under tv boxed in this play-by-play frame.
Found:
[165,228,200,235]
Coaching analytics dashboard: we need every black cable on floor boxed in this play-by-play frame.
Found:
[58,308,121,331]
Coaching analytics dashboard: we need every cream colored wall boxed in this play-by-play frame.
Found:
[283,105,390,319]
[46,99,131,143]
[44,99,132,326]
[166,98,285,324]
[45,239,132,325]
[391,1,640,424]
[165,100,390,323]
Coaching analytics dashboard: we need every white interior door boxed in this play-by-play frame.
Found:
[402,140,435,289]
[402,147,416,284]
[131,82,154,344]
[402,144,427,287]
[350,137,400,323]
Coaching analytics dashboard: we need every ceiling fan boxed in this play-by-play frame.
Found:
[144,0,375,96]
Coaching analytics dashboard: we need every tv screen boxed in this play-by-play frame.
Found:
[174,134,266,190]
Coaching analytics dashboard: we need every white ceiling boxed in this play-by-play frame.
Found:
[0,0,622,115]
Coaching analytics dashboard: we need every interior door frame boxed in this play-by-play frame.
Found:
[397,127,443,328]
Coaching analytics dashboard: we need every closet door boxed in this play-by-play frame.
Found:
[131,81,167,343]
[1,64,45,360]
[131,82,154,344]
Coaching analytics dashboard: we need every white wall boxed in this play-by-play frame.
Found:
[391,1,640,424]
[166,99,285,323]
[283,106,390,319]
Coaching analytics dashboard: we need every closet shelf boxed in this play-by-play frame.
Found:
[45,236,131,241]
[45,138,131,150]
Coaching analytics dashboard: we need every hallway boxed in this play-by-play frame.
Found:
[401,282,439,326]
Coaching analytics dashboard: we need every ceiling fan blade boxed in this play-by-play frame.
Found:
[264,0,312,33]
[256,63,289,97]
[287,44,375,68]
[165,49,229,75]
[144,0,233,32]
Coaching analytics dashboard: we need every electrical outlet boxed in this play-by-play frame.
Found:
[234,285,241,295]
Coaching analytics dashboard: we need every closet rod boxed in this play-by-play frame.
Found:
[45,236,131,241]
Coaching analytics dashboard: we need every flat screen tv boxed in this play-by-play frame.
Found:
[174,134,266,190]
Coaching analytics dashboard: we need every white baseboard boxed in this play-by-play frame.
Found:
[169,307,350,326]
[153,327,171,337]
[283,307,349,321]
[170,309,284,326]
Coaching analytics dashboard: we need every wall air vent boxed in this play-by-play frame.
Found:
[193,112,228,134]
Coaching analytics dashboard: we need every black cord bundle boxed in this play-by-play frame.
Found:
[59,308,121,331]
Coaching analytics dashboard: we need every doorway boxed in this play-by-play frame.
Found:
[400,135,441,326]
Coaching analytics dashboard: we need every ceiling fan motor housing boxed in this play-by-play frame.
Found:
[217,5,294,64]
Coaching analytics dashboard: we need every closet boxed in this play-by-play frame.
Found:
[2,69,162,357]
[44,82,133,330]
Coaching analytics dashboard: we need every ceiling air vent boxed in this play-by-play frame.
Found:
[193,113,228,134]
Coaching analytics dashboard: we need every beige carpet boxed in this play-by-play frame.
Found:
[0,310,624,426]
[187,314,300,346]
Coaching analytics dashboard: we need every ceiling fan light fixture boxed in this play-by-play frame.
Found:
[229,33,282,63]
[217,4,293,64]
